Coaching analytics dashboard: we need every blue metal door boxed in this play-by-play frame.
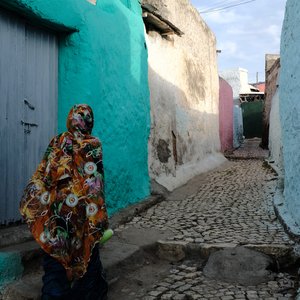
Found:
[0,8,58,224]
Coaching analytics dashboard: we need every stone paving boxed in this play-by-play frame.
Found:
[123,160,290,247]
[145,263,295,300]
[116,158,297,299]
[225,138,269,160]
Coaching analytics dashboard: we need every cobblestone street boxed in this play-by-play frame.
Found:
[112,152,297,299]
[125,160,288,246]
[1,142,297,300]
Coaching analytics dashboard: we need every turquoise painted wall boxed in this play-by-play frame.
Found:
[0,252,23,289]
[280,0,300,227]
[2,0,150,215]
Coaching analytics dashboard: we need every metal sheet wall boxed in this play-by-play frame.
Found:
[241,101,264,139]
[0,8,58,224]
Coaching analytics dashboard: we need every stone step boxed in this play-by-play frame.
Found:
[0,225,33,249]
[0,272,43,300]
[0,240,43,292]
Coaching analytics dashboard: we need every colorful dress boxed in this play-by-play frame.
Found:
[20,104,109,280]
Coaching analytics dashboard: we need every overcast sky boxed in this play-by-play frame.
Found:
[190,0,287,83]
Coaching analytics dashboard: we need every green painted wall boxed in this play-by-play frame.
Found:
[2,0,150,214]
[241,101,264,138]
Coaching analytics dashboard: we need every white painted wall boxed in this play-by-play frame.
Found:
[278,0,300,228]
[219,68,251,103]
[233,105,244,149]
[268,87,284,176]
[146,0,226,191]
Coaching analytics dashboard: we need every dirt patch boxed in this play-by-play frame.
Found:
[107,247,172,300]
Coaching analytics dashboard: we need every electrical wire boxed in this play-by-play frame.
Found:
[204,0,236,8]
[200,0,256,14]
[200,0,255,13]
[200,0,256,13]
[199,0,245,13]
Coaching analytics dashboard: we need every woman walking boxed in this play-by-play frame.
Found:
[20,104,109,300]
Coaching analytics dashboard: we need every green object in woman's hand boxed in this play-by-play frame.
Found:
[99,229,114,244]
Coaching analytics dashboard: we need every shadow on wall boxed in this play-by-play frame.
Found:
[148,65,223,191]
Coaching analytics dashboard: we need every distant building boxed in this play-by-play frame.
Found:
[252,82,266,93]
[219,68,265,144]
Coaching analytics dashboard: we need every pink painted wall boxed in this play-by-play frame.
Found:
[219,77,234,152]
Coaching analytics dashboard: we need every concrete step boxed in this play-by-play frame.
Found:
[0,225,33,249]
[0,272,43,300]
[0,240,42,292]
[0,240,42,263]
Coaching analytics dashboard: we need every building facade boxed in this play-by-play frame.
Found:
[276,0,300,234]
[0,0,150,220]
[219,68,246,148]
[261,54,280,149]
[144,0,225,191]
[266,58,282,175]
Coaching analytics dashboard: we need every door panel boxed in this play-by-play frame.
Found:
[0,9,58,224]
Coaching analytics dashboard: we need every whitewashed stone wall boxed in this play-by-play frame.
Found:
[277,0,300,230]
[269,87,284,176]
[146,0,225,191]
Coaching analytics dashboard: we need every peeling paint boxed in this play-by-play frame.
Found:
[86,0,97,5]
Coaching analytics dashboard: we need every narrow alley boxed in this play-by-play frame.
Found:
[1,1,299,300]
[108,139,297,300]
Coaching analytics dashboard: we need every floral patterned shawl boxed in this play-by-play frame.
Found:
[20,104,108,280]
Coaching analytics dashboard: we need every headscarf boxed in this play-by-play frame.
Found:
[20,104,108,280]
